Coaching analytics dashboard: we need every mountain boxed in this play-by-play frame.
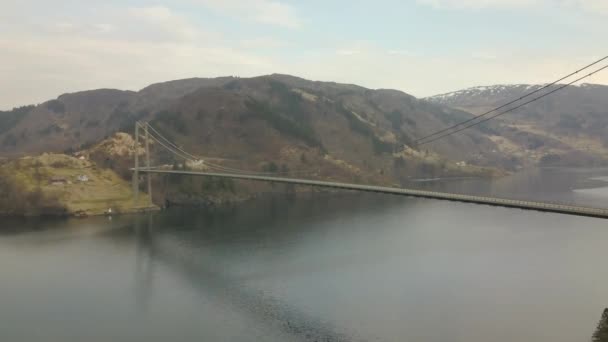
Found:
[0,75,511,183]
[0,79,237,156]
[4,75,608,214]
[426,83,608,167]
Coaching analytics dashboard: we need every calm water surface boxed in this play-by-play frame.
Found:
[1,168,608,342]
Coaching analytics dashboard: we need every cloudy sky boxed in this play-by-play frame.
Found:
[1,0,607,109]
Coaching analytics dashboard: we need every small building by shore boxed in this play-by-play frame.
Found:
[49,176,67,186]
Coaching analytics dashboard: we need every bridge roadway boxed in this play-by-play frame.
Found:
[136,168,608,219]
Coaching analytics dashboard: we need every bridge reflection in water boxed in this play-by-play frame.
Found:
[102,191,608,342]
[131,214,362,342]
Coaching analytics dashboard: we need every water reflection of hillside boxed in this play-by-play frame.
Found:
[404,167,608,208]
[129,211,368,342]
[122,194,407,342]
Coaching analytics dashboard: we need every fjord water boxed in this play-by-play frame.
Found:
[1,168,608,342]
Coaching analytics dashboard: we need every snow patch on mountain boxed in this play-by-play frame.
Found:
[426,84,542,104]
[425,83,604,105]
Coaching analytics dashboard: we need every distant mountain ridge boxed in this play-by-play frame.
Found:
[0,77,237,156]
[0,74,505,160]
[3,74,608,187]
[426,82,608,167]
[0,74,512,187]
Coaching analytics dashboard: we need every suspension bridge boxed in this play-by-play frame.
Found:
[131,121,608,219]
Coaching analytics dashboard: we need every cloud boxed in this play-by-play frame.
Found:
[50,22,78,33]
[471,52,498,60]
[333,41,376,56]
[195,0,302,28]
[0,32,277,108]
[387,50,418,57]
[47,22,115,36]
[570,0,608,13]
[0,4,279,109]
[336,50,361,56]
[418,0,608,13]
[93,23,114,34]
[268,42,608,99]
[128,6,202,41]
[2,22,608,109]
[239,37,289,49]
[1,2,607,109]
[417,0,539,9]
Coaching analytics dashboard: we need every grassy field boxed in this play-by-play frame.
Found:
[1,154,156,216]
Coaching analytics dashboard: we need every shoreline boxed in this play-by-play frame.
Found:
[0,205,160,219]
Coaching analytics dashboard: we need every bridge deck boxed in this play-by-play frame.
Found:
[135,169,608,219]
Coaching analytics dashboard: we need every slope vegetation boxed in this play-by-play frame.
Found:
[0,154,155,216]
[427,84,608,166]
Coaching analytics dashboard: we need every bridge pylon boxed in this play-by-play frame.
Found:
[132,122,139,204]
[133,121,153,205]
[144,123,152,201]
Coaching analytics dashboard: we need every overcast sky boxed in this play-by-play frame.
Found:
[1,0,608,109]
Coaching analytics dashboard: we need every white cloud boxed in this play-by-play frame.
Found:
[570,0,608,13]
[1,2,607,109]
[239,37,289,49]
[336,50,360,56]
[128,6,202,41]
[50,22,78,33]
[268,43,608,98]
[388,50,418,57]
[195,0,302,28]
[418,0,608,13]
[417,0,539,9]
[2,21,608,109]
[334,41,375,56]
[0,32,277,108]
[471,52,498,60]
[93,23,114,34]
[48,22,115,36]
[0,4,280,109]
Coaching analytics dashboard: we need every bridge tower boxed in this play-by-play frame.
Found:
[132,122,139,204]
[133,121,153,205]
[144,123,152,201]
